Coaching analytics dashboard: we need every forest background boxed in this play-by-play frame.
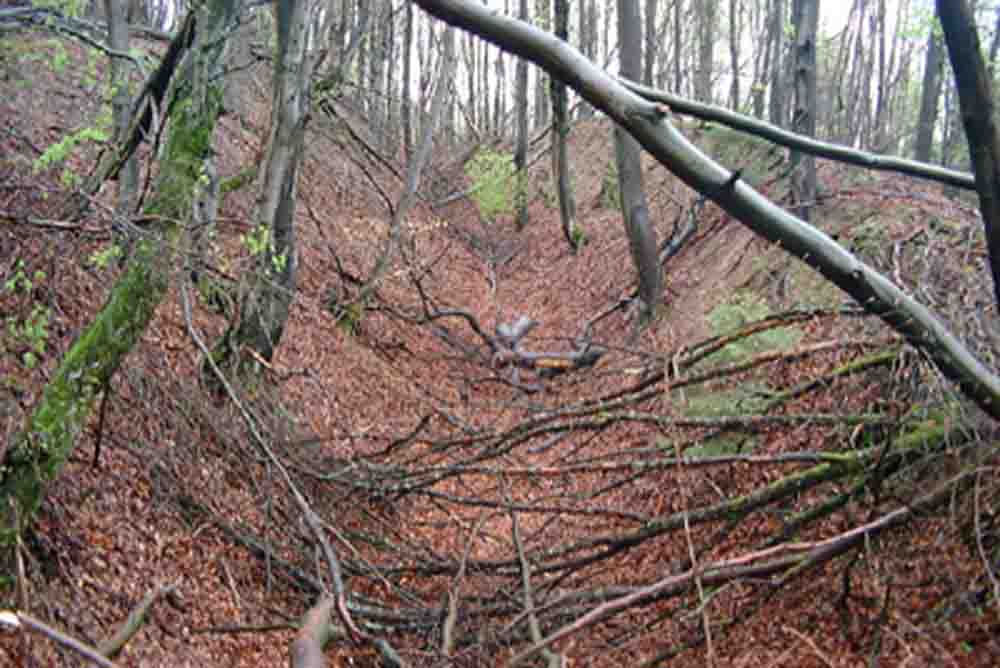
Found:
[3,0,1000,666]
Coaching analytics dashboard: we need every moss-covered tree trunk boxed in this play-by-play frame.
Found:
[0,0,238,540]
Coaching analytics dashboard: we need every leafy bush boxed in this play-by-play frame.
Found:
[465,148,520,223]
[3,260,50,369]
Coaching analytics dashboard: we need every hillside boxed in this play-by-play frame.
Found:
[3,31,1000,668]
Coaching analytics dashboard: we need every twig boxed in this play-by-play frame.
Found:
[441,514,487,657]
[783,625,836,668]
[97,582,177,659]
[0,611,120,668]
[672,440,715,666]
[506,480,566,668]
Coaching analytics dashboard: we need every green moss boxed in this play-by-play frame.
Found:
[685,434,759,458]
[703,292,803,364]
[220,165,258,194]
[684,384,772,417]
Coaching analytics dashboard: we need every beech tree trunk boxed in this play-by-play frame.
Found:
[226,0,321,367]
[533,0,550,130]
[615,0,662,325]
[768,0,787,126]
[914,26,944,163]
[695,0,717,102]
[551,0,577,247]
[643,0,657,86]
[515,0,530,229]
[790,0,819,222]
[103,0,138,227]
[937,0,1000,310]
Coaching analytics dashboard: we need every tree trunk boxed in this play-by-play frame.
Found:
[729,0,740,109]
[937,0,1000,310]
[790,0,819,222]
[226,0,319,366]
[515,0,530,229]
[403,0,414,158]
[696,0,717,102]
[533,0,550,130]
[643,0,657,86]
[616,0,662,325]
[0,0,237,535]
[673,0,683,94]
[768,0,787,126]
[577,0,596,117]
[914,26,944,163]
[103,0,138,231]
[552,0,577,248]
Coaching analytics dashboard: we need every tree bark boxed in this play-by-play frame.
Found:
[789,0,819,222]
[103,0,138,228]
[403,0,414,159]
[551,0,576,247]
[937,0,1000,310]
[914,26,944,163]
[515,0,530,229]
[728,0,740,109]
[226,0,322,367]
[533,0,550,130]
[643,0,657,86]
[616,0,662,324]
[767,0,787,126]
[695,0,717,102]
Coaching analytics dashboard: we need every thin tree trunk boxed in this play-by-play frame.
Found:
[914,27,944,163]
[673,0,682,94]
[227,0,320,366]
[103,0,138,229]
[937,0,1000,309]
[534,0,550,130]
[643,0,657,86]
[552,0,577,248]
[768,0,787,125]
[616,0,662,325]
[790,0,819,222]
[515,0,530,229]
[696,0,717,102]
[403,0,414,158]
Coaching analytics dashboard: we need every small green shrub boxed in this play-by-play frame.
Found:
[601,161,621,211]
[465,148,519,223]
[3,261,50,369]
[684,385,771,417]
[88,243,123,270]
[684,435,758,458]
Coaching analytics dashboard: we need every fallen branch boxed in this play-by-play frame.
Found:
[507,468,975,665]
[97,582,177,659]
[289,597,342,668]
[0,610,120,668]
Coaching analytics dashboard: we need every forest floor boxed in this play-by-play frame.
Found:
[3,34,1000,667]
